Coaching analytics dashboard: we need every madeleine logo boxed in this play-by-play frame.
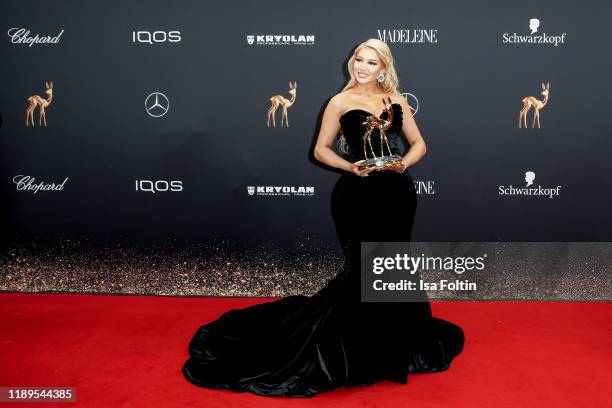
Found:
[267,81,297,127]
[377,28,438,44]
[26,81,54,127]
[502,18,567,46]
[519,82,550,129]
[413,180,435,195]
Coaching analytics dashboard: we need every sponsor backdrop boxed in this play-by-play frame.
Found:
[1,0,611,297]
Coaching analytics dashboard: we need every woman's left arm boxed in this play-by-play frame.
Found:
[396,95,427,169]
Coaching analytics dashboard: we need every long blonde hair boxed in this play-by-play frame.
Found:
[341,39,401,95]
[338,39,402,154]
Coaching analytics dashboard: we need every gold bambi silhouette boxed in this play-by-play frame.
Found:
[519,82,550,129]
[26,81,54,127]
[267,81,297,127]
[362,98,395,160]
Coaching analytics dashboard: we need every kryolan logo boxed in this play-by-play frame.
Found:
[246,34,315,45]
[13,175,68,194]
[7,28,64,47]
[247,186,315,196]
[498,171,562,198]
[372,253,486,275]
[132,31,181,44]
[135,180,183,193]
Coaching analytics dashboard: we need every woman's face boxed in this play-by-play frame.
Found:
[353,47,384,84]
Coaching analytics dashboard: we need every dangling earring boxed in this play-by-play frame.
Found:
[377,72,385,83]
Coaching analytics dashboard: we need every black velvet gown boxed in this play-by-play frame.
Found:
[182,102,464,397]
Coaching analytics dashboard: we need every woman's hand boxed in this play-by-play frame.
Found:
[351,161,379,177]
[385,160,408,173]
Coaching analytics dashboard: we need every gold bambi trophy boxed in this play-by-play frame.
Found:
[358,97,403,170]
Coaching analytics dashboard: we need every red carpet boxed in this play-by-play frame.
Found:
[0,293,609,407]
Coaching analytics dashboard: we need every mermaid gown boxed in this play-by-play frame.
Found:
[182,102,464,397]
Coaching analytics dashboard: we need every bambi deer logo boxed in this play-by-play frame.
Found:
[26,81,54,126]
[267,81,297,127]
[519,82,550,129]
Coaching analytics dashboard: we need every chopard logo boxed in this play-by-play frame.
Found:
[13,175,68,193]
[7,28,64,47]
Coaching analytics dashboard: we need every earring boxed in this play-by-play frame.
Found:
[377,72,385,83]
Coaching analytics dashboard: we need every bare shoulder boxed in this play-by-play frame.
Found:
[327,92,349,114]
[386,93,404,104]
[330,91,350,104]
[388,93,412,114]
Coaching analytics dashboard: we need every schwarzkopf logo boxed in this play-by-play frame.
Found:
[7,28,64,47]
[502,18,567,46]
[498,171,562,198]
[377,29,438,44]
[246,34,315,46]
[13,175,68,193]
[247,186,315,196]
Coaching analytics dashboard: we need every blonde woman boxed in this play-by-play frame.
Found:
[183,39,464,397]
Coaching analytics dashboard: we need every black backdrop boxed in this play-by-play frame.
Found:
[1,0,611,296]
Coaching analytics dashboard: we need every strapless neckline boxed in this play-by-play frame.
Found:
[340,102,402,121]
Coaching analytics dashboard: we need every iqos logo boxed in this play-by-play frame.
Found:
[132,30,181,44]
[135,180,183,193]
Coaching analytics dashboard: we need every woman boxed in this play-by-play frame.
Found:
[182,39,464,397]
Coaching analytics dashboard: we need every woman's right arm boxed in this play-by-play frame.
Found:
[313,95,373,176]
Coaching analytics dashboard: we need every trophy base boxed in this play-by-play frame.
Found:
[358,155,403,170]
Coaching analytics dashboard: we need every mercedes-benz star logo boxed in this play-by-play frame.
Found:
[145,92,169,117]
[401,92,419,115]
